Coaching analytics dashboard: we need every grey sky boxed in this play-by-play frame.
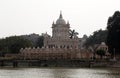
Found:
[0,0,120,38]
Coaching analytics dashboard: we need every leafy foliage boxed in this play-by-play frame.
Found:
[0,36,32,55]
[106,11,120,55]
[36,36,44,48]
[95,49,106,59]
[85,29,107,47]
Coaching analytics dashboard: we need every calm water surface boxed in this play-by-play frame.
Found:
[0,67,120,78]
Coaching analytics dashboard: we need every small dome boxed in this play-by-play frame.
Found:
[56,12,66,25]
[101,42,106,45]
[56,18,66,25]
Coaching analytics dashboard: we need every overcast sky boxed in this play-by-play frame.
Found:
[0,0,120,38]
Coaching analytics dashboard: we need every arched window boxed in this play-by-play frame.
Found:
[67,46,69,49]
[63,45,65,48]
[60,45,62,48]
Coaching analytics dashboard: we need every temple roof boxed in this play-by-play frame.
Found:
[56,12,66,25]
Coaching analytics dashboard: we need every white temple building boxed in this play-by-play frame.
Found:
[43,12,79,49]
[17,12,93,60]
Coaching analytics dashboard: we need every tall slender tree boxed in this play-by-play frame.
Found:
[106,11,120,56]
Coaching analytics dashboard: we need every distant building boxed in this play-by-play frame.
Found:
[19,12,93,60]
[43,13,79,49]
[88,42,110,59]
[79,35,88,49]
[96,42,108,52]
[96,42,110,56]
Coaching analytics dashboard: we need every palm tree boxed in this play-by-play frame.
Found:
[69,30,78,39]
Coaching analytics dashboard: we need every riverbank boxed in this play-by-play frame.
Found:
[0,63,120,68]
[0,59,120,68]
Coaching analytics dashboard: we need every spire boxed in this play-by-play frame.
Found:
[56,11,66,25]
[59,11,63,18]
[67,21,69,24]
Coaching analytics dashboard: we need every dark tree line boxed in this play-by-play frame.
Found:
[0,35,44,56]
[85,11,120,57]
[85,29,107,47]
[0,36,32,56]
[36,36,44,48]
[106,11,120,55]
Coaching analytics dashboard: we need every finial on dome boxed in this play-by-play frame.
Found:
[56,11,66,25]
[59,11,63,18]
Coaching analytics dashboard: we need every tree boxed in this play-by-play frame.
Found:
[69,30,78,39]
[85,29,107,47]
[21,33,40,47]
[106,11,120,56]
[0,36,32,54]
[95,49,106,59]
[36,36,44,48]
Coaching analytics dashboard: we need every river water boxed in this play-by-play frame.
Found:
[0,67,120,78]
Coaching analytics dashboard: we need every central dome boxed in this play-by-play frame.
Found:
[56,13,66,25]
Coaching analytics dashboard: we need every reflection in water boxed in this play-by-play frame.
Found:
[0,68,120,78]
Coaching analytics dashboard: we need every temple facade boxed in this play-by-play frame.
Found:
[43,12,79,49]
[18,12,93,60]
